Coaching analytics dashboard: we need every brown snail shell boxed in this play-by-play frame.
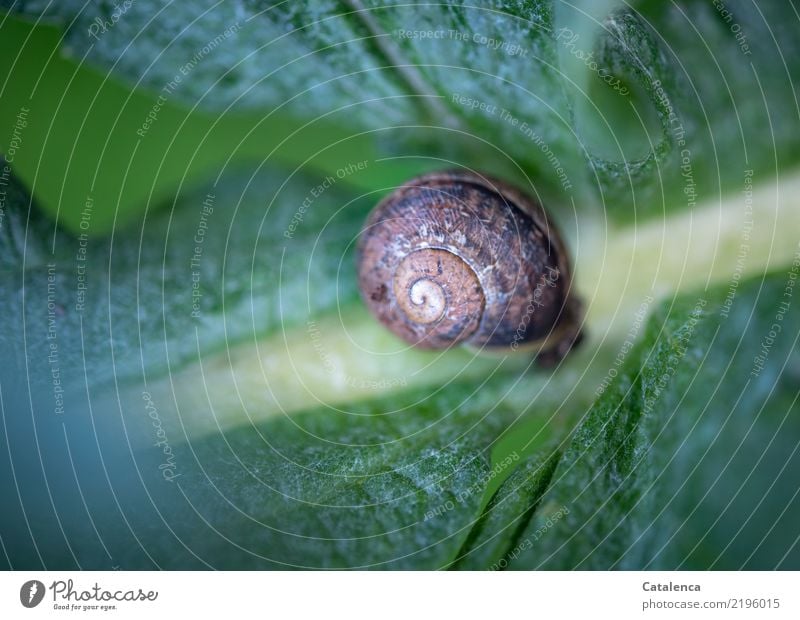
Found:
[356,170,582,363]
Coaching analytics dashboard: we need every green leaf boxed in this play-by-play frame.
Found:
[452,451,560,570]
[2,1,800,572]
[1,375,550,569]
[505,271,800,569]
[1,165,372,388]
[4,1,800,229]
[0,157,53,269]
[9,268,795,570]
[0,12,417,234]
[0,162,531,439]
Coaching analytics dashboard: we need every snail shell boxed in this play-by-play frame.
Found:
[357,170,582,362]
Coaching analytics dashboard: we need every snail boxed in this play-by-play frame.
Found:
[356,170,583,365]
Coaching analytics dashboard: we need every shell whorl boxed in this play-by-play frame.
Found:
[357,170,574,351]
[391,248,485,347]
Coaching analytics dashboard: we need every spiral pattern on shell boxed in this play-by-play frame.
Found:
[357,170,580,354]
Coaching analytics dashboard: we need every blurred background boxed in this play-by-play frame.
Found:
[0,1,799,570]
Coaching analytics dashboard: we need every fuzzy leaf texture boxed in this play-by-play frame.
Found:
[0,0,799,570]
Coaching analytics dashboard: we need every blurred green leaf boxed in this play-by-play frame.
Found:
[0,164,372,388]
[500,273,800,569]
[0,12,416,234]
[4,1,800,230]
[1,373,557,569]
[2,1,800,571]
